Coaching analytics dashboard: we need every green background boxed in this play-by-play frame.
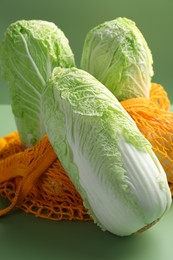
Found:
[1,1,173,259]
[0,0,173,104]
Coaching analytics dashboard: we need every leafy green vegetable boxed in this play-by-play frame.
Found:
[42,67,171,236]
[0,20,75,147]
[81,17,153,101]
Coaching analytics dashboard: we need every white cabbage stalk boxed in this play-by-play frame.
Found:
[0,20,75,147]
[42,67,172,236]
[81,17,154,101]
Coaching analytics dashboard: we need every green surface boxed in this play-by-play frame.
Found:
[0,0,173,104]
[0,206,172,260]
[0,107,173,260]
[0,1,173,259]
[0,207,173,260]
[0,104,16,136]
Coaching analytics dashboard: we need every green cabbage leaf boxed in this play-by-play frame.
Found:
[42,67,171,236]
[0,20,75,146]
[81,17,153,101]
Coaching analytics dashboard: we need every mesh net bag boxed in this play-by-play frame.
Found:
[0,133,91,220]
[121,83,173,193]
[0,82,172,220]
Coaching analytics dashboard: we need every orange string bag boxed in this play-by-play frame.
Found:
[0,133,91,221]
[0,82,173,221]
[121,83,173,193]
